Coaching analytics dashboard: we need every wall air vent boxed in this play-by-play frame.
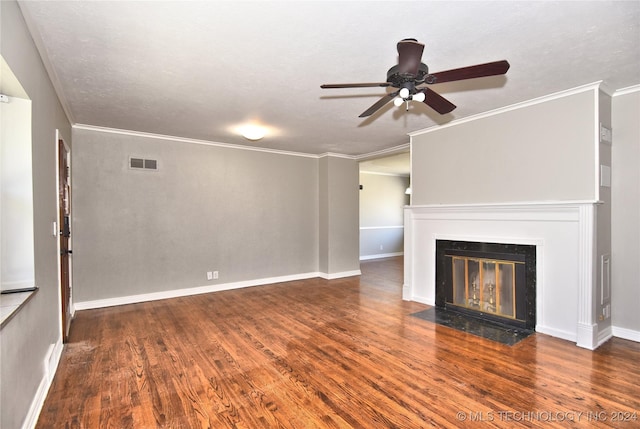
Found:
[129,157,158,171]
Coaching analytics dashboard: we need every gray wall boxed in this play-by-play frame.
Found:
[359,172,409,259]
[72,128,321,302]
[596,90,612,334]
[318,156,360,275]
[411,90,597,205]
[409,85,640,340]
[611,89,640,333]
[1,1,72,428]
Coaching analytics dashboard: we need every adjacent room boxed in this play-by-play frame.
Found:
[1,1,639,428]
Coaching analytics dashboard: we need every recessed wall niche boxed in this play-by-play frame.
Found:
[1,56,35,293]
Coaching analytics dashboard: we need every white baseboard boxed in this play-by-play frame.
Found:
[536,325,577,343]
[612,326,640,342]
[597,325,613,348]
[318,270,362,280]
[360,252,403,261]
[576,322,599,350]
[74,270,361,311]
[22,339,63,429]
[406,295,434,306]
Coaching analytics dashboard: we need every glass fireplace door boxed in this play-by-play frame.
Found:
[450,256,517,319]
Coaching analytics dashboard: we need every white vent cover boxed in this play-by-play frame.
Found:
[129,157,158,171]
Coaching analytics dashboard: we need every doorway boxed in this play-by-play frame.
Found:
[358,151,410,261]
[58,137,72,342]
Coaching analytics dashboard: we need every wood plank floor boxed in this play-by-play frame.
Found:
[37,257,640,428]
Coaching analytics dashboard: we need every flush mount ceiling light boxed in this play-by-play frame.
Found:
[239,124,266,141]
[230,122,280,142]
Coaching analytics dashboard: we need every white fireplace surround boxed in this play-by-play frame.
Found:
[404,201,607,349]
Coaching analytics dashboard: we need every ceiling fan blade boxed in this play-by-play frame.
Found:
[321,82,391,89]
[419,87,456,114]
[359,90,399,117]
[397,38,424,76]
[428,60,510,84]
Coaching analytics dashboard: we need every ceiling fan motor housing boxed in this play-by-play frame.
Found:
[386,63,430,92]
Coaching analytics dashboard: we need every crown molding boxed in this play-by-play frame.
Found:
[73,124,414,163]
[317,152,358,160]
[613,84,640,97]
[598,81,615,97]
[72,124,321,159]
[408,82,603,137]
[355,143,410,161]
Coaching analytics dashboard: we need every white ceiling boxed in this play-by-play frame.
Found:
[18,1,640,158]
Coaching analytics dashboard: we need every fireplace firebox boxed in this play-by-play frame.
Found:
[435,240,536,330]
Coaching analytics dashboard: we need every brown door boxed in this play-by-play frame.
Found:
[59,139,72,342]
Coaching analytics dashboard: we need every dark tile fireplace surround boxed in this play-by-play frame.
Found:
[412,240,537,344]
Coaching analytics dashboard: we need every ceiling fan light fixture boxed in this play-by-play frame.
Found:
[393,97,404,107]
[412,92,425,103]
[399,87,410,99]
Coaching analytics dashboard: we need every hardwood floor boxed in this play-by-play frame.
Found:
[37,257,640,428]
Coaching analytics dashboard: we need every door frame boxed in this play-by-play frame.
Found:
[56,130,73,342]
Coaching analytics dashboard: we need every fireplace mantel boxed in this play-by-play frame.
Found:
[403,201,609,349]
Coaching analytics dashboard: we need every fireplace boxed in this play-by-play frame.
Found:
[435,240,536,330]
[404,202,604,348]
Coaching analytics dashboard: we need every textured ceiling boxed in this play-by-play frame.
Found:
[18,1,640,158]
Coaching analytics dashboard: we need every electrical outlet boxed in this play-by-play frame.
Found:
[213,271,219,279]
[207,271,213,280]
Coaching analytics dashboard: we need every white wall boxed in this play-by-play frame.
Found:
[359,172,409,259]
[1,96,34,290]
[611,87,640,339]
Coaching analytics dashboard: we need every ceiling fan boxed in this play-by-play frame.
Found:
[320,38,510,117]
